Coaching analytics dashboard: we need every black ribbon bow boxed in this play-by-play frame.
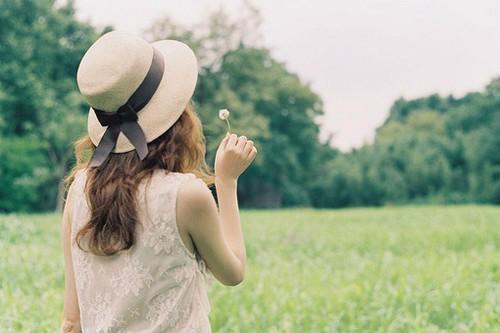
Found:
[88,47,165,168]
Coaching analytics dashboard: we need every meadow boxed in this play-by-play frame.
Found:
[0,206,499,332]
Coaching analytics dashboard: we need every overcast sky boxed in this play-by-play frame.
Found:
[74,0,500,151]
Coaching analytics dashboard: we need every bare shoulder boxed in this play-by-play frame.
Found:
[176,176,218,240]
[177,176,215,214]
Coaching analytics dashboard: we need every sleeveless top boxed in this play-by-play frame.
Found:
[69,168,214,333]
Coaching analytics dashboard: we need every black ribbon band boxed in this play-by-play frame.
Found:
[88,47,165,168]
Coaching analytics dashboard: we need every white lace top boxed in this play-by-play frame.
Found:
[69,168,213,333]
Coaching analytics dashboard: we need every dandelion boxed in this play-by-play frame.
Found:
[218,109,231,133]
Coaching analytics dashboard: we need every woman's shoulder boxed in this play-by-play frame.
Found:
[176,173,214,214]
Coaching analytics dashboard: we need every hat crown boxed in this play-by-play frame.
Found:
[83,31,199,156]
[77,31,153,112]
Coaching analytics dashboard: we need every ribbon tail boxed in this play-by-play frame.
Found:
[120,122,149,160]
[88,125,121,167]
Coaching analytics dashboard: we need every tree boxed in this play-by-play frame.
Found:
[0,0,98,211]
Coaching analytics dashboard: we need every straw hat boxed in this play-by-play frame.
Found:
[76,30,198,167]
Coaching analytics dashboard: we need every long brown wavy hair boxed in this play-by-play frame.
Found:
[64,101,214,256]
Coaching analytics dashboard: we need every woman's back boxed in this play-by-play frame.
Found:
[69,168,212,333]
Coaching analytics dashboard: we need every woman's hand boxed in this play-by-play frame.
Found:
[215,133,258,182]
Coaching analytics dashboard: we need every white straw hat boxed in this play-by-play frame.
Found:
[76,30,198,167]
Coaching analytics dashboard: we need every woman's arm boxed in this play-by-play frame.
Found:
[177,133,257,286]
[213,134,256,269]
[213,177,244,267]
[60,183,82,333]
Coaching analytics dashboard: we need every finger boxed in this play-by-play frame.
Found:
[248,146,257,160]
[220,133,230,150]
[243,140,254,156]
[226,133,238,148]
[235,136,247,152]
[216,136,228,154]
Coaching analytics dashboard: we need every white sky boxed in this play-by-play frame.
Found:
[74,0,500,151]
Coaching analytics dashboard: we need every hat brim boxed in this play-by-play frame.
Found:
[87,39,198,153]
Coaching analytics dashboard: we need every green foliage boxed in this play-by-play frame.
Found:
[2,206,499,331]
[0,0,97,212]
[0,136,49,212]
[313,77,500,207]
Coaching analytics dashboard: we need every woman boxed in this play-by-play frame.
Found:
[60,31,257,332]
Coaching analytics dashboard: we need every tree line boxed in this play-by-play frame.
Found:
[0,0,498,212]
[311,79,500,207]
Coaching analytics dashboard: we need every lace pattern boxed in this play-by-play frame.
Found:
[110,252,154,297]
[86,292,125,332]
[71,244,93,293]
[142,214,179,255]
[145,287,191,327]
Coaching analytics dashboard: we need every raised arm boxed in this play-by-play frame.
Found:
[177,133,257,286]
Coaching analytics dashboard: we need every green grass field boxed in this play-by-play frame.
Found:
[0,206,499,332]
